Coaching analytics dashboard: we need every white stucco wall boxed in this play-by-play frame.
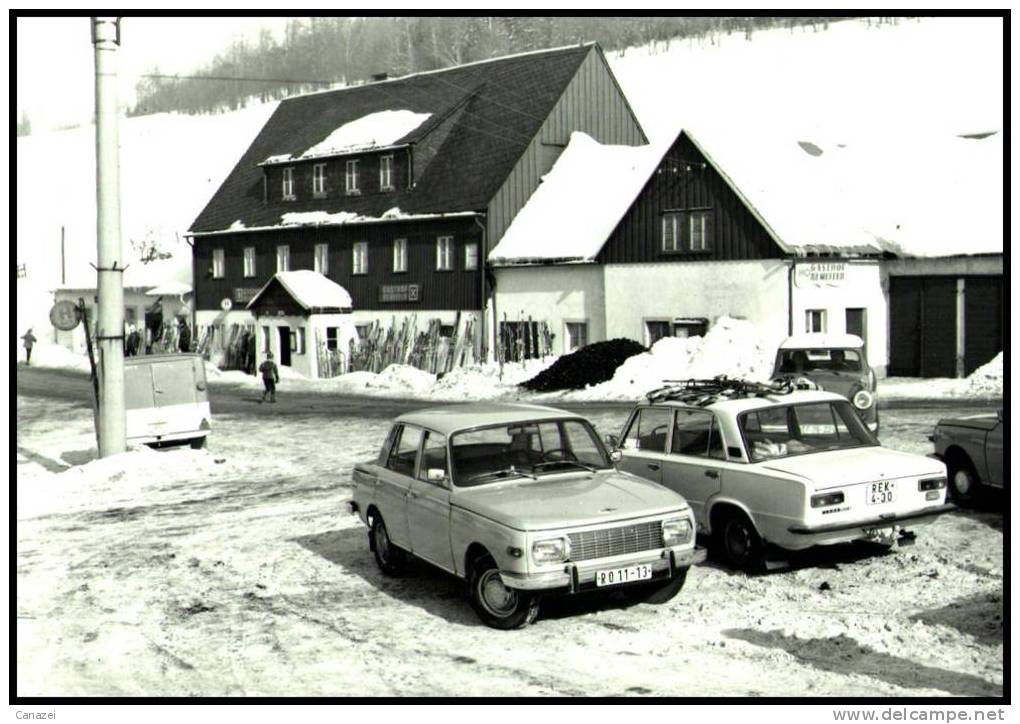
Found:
[603,260,791,348]
[790,260,888,376]
[493,265,606,356]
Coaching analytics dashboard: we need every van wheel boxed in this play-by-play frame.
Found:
[189,436,207,450]
[715,510,764,572]
[370,515,407,576]
[469,555,539,629]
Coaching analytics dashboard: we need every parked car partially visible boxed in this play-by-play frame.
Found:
[609,379,953,571]
[773,333,879,433]
[348,403,704,629]
[931,410,1004,503]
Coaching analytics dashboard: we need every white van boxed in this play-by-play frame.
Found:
[122,353,212,448]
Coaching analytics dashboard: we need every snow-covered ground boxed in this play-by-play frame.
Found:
[16,390,1003,697]
[17,316,1004,405]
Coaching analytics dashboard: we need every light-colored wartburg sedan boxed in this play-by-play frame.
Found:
[348,403,704,629]
[611,382,954,571]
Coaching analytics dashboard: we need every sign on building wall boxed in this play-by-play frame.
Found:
[795,262,846,288]
[379,283,421,303]
[233,287,260,303]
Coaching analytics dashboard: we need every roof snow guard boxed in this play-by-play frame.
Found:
[645,376,815,406]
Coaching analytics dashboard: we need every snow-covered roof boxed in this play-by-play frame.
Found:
[246,271,353,312]
[779,333,865,350]
[488,132,664,265]
[145,281,192,297]
[197,208,480,235]
[261,110,433,165]
[685,125,1003,259]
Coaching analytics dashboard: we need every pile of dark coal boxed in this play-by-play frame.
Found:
[519,339,646,392]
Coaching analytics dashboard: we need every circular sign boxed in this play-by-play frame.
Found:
[220,298,233,311]
[50,300,81,331]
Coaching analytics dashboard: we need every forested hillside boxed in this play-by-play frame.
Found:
[130,16,859,116]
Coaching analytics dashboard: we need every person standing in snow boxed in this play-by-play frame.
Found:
[259,351,280,403]
[21,328,37,365]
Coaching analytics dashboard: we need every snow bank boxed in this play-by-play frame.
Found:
[18,341,92,373]
[563,317,774,401]
[965,352,1003,397]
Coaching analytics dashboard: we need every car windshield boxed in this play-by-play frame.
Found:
[739,400,878,462]
[776,348,862,373]
[451,419,612,487]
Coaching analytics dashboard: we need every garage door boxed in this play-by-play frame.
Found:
[964,276,1003,374]
[888,277,957,377]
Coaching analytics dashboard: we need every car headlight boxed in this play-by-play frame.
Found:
[532,537,570,564]
[662,518,693,546]
[852,389,874,409]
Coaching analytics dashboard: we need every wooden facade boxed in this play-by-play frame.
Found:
[598,133,785,265]
[194,216,482,313]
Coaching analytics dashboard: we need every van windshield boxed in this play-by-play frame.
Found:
[739,400,878,462]
[450,419,612,487]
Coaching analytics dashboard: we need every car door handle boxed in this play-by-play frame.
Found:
[704,470,719,479]
[647,463,660,471]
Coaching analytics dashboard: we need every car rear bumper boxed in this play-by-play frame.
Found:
[787,503,955,536]
[499,546,706,592]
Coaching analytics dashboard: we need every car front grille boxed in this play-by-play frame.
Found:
[568,521,664,562]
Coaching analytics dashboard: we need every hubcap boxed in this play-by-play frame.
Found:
[374,523,390,561]
[478,570,517,617]
[953,470,972,495]
[726,522,750,561]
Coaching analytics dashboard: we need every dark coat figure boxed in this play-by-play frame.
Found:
[178,320,192,353]
[21,329,37,365]
[259,352,280,403]
[126,328,141,356]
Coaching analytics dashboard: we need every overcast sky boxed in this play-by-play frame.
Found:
[16,16,288,131]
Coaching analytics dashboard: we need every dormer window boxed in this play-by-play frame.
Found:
[282,167,295,200]
[312,163,327,197]
[345,160,360,194]
[380,155,394,191]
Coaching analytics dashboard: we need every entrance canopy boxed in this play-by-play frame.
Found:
[246,270,354,315]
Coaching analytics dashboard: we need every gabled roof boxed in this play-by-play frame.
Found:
[246,271,353,312]
[488,132,665,265]
[190,45,595,234]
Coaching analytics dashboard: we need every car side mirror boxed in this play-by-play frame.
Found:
[609,450,622,463]
[604,434,620,450]
[426,468,447,483]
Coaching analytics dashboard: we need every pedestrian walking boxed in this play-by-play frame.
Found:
[259,351,280,403]
[21,328,37,365]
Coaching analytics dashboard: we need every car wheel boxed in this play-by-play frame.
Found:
[468,555,539,630]
[632,566,688,604]
[370,514,407,576]
[947,456,981,505]
[715,511,764,572]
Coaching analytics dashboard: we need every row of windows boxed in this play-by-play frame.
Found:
[281,156,394,201]
[210,238,479,279]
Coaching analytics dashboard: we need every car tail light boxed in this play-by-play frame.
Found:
[918,477,947,491]
[811,491,845,508]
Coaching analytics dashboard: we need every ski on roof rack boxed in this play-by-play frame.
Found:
[644,375,817,406]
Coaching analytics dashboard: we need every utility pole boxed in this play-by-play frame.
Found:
[92,17,126,456]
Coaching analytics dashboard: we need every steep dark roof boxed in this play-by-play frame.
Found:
[190,45,594,234]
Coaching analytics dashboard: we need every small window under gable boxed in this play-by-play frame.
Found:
[312,163,327,197]
[380,155,394,191]
[662,209,713,253]
[662,213,680,252]
[346,159,360,194]
[282,167,295,200]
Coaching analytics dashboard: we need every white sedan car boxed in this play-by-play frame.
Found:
[609,380,954,571]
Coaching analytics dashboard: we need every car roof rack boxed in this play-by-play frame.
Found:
[644,375,815,407]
